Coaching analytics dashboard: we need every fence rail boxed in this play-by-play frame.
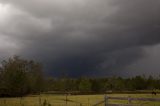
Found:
[93,95,160,106]
[107,96,160,102]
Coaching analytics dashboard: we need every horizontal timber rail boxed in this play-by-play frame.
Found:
[107,96,160,102]
[93,95,160,106]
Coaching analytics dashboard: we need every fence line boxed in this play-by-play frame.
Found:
[107,96,160,102]
[93,95,160,106]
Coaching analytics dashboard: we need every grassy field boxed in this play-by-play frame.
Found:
[0,94,160,106]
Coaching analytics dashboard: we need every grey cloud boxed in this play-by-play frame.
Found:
[0,0,160,77]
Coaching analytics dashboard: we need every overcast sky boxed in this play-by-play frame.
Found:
[0,0,160,77]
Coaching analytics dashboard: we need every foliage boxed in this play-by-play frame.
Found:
[45,76,160,93]
[0,56,44,97]
[78,78,92,92]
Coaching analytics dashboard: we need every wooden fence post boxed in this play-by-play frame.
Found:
[20,97,23,106]
[104,95,108,106]
[88,98,90,106]
[4,99,6,105]
[128,96,132,104]
[39,96,41,106]
[66,94,68,106]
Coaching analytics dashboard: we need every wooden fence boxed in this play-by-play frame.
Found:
[93,95,160,106]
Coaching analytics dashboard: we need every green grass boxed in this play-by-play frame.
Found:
[0,94,160,106]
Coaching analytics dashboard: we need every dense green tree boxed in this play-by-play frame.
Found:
[27,61,44,93]
[91,79,106,92]
[78,78,92,92]
[0,56,29,96]
[132,76,147,90]
[0,56,44,97]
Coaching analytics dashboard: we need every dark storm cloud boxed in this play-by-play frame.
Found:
[0,0,160,77]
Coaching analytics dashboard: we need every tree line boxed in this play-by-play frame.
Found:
[45,75,160,93]
[0,56,160,97]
